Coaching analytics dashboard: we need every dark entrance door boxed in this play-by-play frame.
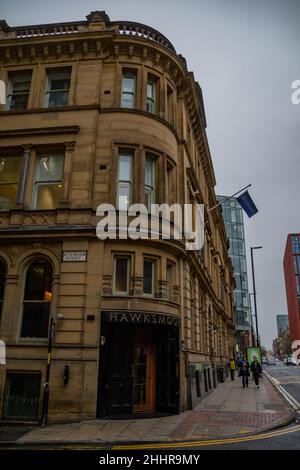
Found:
[157,326,180,414]
[98,323,134,417]
[97,314,180,417]
[3,372,41,421]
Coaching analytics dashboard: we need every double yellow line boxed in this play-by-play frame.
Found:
[112,424,300,450]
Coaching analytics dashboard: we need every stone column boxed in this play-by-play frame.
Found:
[159,75,166,120]
[156,154,166,205]
[16,144,32,206]
[60,141,75,207]
[132,146,145,205]
[157,257,167,299]
[0,274,19,342]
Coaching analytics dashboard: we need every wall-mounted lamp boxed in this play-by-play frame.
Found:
[100,336,106,346]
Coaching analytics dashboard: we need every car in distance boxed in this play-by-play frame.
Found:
[267,356,276,365]
[262,356,267,365]
[285,355,297,366]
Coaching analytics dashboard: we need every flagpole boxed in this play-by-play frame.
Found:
[208,184,252,213]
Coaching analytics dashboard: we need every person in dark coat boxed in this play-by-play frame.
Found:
[238,356,250,388]
[250,356,262,389]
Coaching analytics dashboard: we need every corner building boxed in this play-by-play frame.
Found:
[0,11,235,422]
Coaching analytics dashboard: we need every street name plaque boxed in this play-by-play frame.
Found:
[62,251,87,262]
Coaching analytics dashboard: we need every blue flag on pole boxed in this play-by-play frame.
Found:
[236,190,258,218]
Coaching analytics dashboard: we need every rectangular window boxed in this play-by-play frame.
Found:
[231,209,237,223]
[220,278,225,304]
[145,156,155,210]
[296,276,300,296]
[186,124,192,153]
[166,263,174,299]
[292,236,300,254]
[143,259,155,296]
[121,70,136,108]
[31,154,64,209]
[45,68,71,108]
[167,84,174,125]
[7,71,32,110]
[166,161,175,205]
[147,77,157,114]
[114,257,130,294]
[294,256,299,274]
[3,373,41,421]
[118,153,132,210]
[0,155,22,211]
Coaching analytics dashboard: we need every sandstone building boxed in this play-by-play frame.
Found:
[0,11,235,422]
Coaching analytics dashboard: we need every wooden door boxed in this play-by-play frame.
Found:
[133,342,156,413]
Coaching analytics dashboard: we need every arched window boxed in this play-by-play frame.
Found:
[20,260,53,339]
[0,259,6,319]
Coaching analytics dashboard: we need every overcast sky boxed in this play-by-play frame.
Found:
[2,0,300,349]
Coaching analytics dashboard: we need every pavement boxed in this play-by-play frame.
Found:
[0,371,294,446]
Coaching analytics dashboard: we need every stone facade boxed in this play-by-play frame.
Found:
[0,11,235,422]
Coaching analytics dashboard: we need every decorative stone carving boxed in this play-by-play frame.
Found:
[86,11,110,26]
[23,213,56,225]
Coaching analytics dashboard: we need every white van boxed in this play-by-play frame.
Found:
[267,356,276,365]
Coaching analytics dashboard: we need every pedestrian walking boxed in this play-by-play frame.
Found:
[238,356,250,388]
[250,356,262,389]
[229,357,236,381]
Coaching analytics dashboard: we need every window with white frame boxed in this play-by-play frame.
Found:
[31,154,64,210]
[121,70,136,108]
[44,68,71,108]
[114,257,130,294]
[143,259,155,296]
[0,155,22,211]
[145,156,155,210]
[118,153,132,210]
[6,71,32,111]
[147,77,157,114]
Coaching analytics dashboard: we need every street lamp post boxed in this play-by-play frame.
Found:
[41,314,64,427]
[41,316,54,427]
[250,246,263,348]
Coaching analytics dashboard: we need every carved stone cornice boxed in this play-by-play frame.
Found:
[22,143,32,153]
[64,141,75,152]
[0,125,80,139]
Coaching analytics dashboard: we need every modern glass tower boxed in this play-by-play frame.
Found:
[218,196,252,351]
[276,314,289,336]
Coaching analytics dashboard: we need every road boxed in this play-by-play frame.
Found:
[264,361,300,408]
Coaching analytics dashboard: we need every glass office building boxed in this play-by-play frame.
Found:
[276,314,289,336]
[218,196,252,351]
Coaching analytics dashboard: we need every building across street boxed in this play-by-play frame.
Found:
[0,11,236,423]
